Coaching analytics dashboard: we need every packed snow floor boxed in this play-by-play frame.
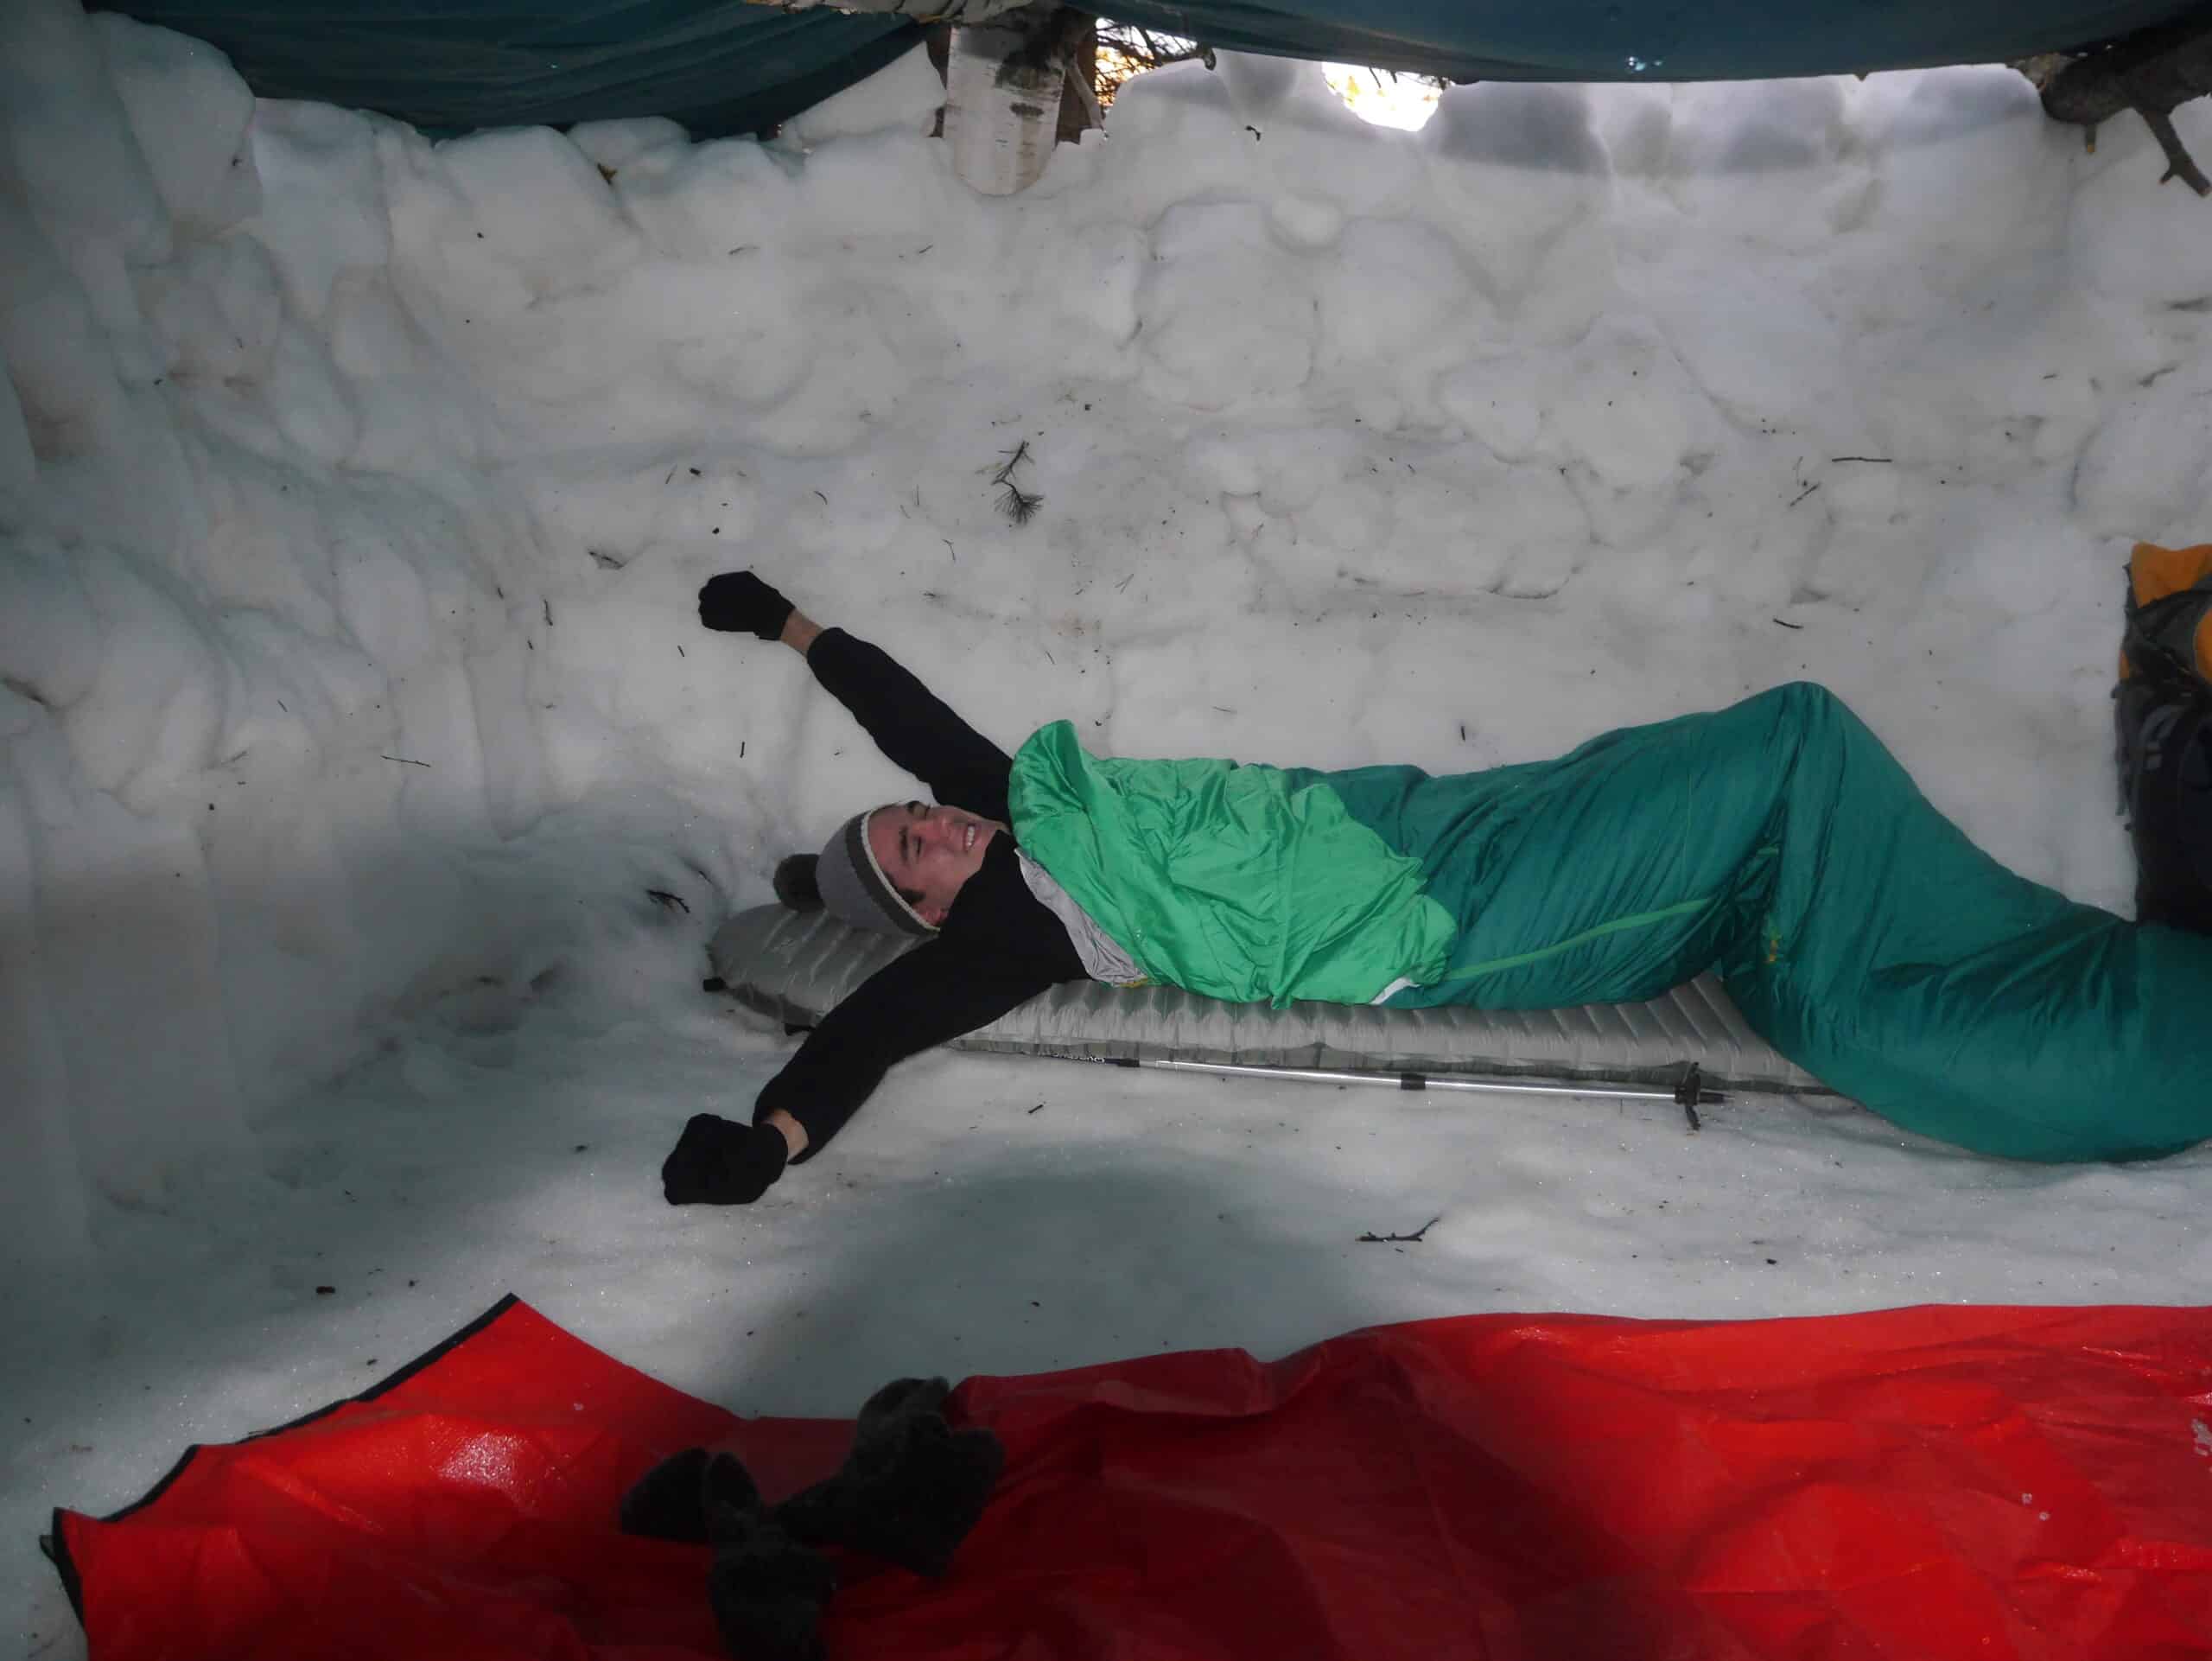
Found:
[9,6,2212,1653]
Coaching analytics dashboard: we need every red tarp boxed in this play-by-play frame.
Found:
[48,1297,2212,1659]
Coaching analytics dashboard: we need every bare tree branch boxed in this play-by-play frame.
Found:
[2037,18,2212,196]
[2144,106,2212,194]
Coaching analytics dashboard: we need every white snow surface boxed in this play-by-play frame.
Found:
[8,6,2212,1651]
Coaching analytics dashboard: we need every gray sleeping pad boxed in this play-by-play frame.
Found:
[707,906,1839,1099]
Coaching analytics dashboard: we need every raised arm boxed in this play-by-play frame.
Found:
[700,571,1012,818]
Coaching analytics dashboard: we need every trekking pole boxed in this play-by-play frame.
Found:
[1091,1056,1725,1129]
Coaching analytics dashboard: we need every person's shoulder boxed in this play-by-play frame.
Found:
[942,841,1082,974]
[942,837,1030,930]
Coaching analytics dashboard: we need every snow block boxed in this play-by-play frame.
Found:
[92,13,260,234]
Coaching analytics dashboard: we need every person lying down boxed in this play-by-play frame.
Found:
[660,570,2212,1206]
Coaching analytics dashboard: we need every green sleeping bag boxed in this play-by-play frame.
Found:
[1012,684,2212,1162]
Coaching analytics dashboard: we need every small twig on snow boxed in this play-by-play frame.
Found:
[1357,1215,1441,1244]
[991,439,1033,487]
[992,438,1043,524]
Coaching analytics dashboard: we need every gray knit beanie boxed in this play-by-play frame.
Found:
[809,809,936,937]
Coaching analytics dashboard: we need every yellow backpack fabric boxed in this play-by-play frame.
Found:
[2121,542,2212,684]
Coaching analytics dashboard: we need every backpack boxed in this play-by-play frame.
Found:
[2116,542,2212,935]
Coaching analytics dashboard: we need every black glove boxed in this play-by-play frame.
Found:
[620,1447,836,1661]
[708,1510,836,1661]
[698,571,795,640]
[772,1377,1004,1579]
[662,1113,789,1206]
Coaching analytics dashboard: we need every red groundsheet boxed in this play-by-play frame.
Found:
[49,1298,2212,1659]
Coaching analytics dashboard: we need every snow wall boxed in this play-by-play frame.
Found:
[8,0,2212,1275]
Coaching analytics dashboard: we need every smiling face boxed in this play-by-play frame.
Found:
[866,800,1004,926]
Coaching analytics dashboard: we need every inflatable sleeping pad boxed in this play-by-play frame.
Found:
[707,903,1836,1104]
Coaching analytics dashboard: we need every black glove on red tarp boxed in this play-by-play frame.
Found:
[774,1377,1005,1580]
[619,1447,836,1661]
[618,1377,1003,1594]
[662,1113,788,1206]
[698,571,794,640]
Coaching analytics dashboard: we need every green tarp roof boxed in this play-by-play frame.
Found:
[99,1,2212,142]
[96,2,920,139]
